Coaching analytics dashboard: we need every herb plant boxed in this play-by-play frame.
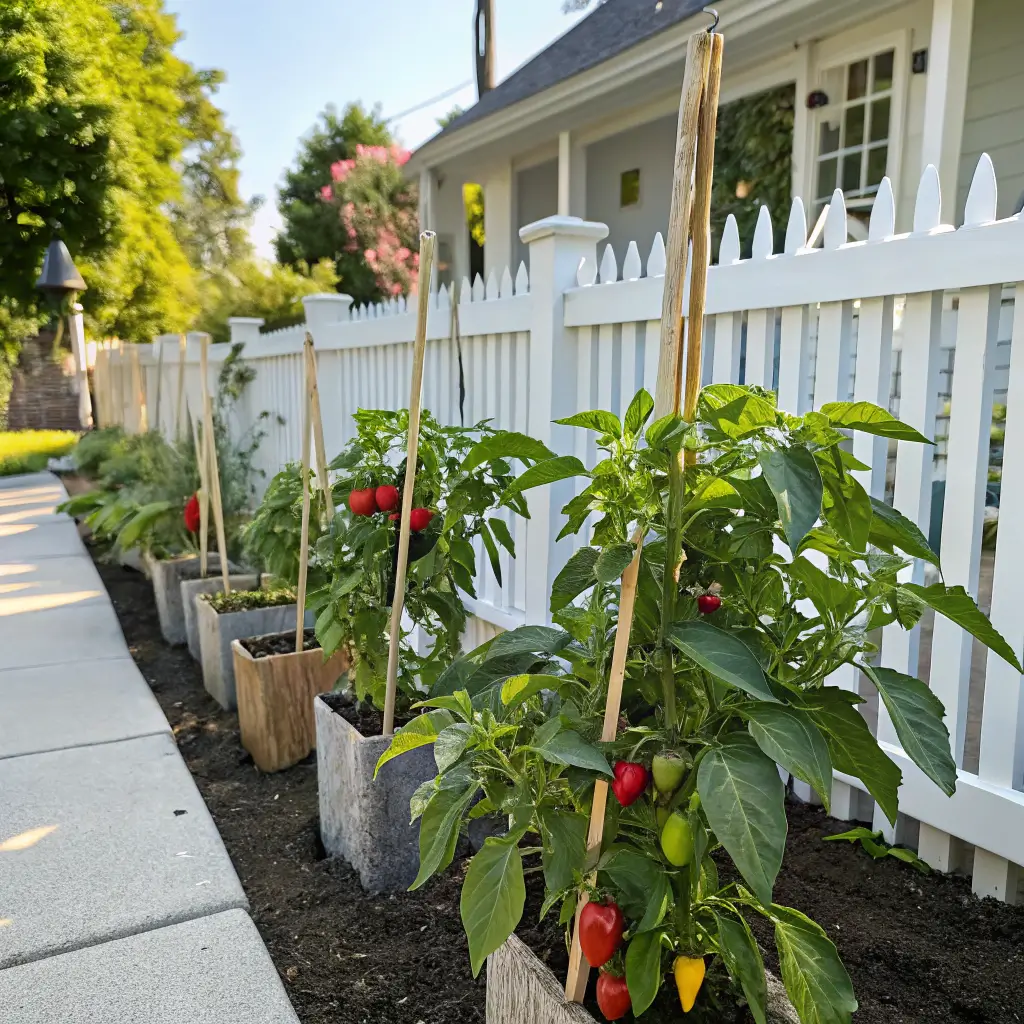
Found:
[380,385,1020,1023]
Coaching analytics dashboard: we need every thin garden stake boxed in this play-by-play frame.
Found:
[565,28,720,1004]
[200,334,231,594]
[295,336,315,654]
[189,401,210,578]
[176,333,187,441]
[382,230,436,737]
[304,333,336,520]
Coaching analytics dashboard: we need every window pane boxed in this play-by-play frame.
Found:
[845,103,866,148]
[842,154,862,194]
[874,50,895,92]
[620,169,640,207]
[848,59,868,100]
[819,119,841,155]
[867,145,888,187]
[869,96,891,142]
[817,157,838,198]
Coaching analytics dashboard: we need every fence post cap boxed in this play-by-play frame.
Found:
[301,292,354,306]
[227,316,266,326]
[519,216,609,246]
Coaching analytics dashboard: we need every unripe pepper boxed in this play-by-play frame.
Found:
[674,955,706,1012]
[652,751,686,794]
[660,811,694,867]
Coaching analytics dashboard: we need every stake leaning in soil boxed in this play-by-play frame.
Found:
[382,230,437,737]
[200,334,232,594]
[295,335,316,654]
[176,333,187,441]
[564,27,719,1004]
[189,400,211,577]
[304,333,336,521]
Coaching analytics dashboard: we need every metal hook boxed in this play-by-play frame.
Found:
[703,6,719,33]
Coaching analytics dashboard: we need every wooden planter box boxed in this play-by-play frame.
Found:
[487,934,797,1024]
[314,694,437,893]
[181,573,259,661]
[196,596,312,711]
[143,551,235,646]
[233,633,350,773]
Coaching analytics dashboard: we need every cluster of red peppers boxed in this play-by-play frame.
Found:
[347,485,434,532]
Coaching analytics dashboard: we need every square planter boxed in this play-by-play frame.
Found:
[315,694,437,893]
[486,935,798,1024]
[197,595,312,711]
[182,573,259,661]
[143,551,237,646]
[233,632,350,773]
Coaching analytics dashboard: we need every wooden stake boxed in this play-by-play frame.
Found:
[176,333,187,441]
[382,231,436,737]
[200,335,231,594]
[189,402,210,576]
[565,28,722,1004]
[295,336,315,654]
[654,30,713,417]
[304,333,336,520]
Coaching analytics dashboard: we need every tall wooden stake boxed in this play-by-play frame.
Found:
[304,333,336,520]
[564,28,722,1004]
[382,231,436,737]
[200,335,231,594]
[189,402,210,576]
[295,336,315,653]
[176,333,187,441]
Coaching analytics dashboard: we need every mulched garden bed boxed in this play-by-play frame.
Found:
[94,550,1024,1024]
[241,629,321,659]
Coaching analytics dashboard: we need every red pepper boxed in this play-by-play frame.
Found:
[375,485,400,513]
[596,970,631,1020]
[348,488,377,516]
[578,899,624,969]
[698,593,722,614]
[184,494,201,533]
[409,507,434,532]
[611,760,648,807]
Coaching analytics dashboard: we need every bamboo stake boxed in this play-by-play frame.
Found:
[382,231,436,737]
[200,335,231,594]
[295,336,315,653]
[654,30,712,417]
[176,333,187,441]
[190,402,210,576]
[565,28,722,1004]
[304,333,336,520]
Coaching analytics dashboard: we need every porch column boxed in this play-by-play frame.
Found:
[920,0,975,222]
[483,162,514,278]
[557,131,587,218]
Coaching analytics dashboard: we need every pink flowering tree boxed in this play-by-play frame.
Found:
[321,145,420,301]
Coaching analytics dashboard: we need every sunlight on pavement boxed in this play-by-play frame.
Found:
[0,488,64,509]
[0,524,34,539]
[0,591,101,616]
[0,825,58,852]
[0,564,35,578]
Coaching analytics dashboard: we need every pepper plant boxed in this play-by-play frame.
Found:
[309,408,552,712]
[379,385,1021,1023]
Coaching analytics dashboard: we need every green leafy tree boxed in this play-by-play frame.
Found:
[275,103,392,301]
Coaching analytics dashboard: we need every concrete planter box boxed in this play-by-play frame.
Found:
[315,695,437,893]
[486,934,798,1024]
[181,573,259,661]
[233,635,349,773]
[143,552,236,646]
[197,596,312,711]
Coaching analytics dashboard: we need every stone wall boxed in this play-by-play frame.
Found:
[6,331,84,431]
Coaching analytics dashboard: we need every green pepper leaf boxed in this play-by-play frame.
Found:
[434,722,476,773]
[759,445,823,551]
[623,389,655,436]
[411,781,480,890]
[554,409,622,438]
[462,432,555,472]
[374,710,455,778]
[821,401,932,444]
[747,703,833,812]
[461,835,526,976]
[488,625,572,660]
[868,499,940,567]
[714,912,768,1024]
[487,516,516,557]
[500,456,588,506]
[625,928,666,1017]
[668,620,777,703]
[530,729,613,775]
[539,809,588,892]
[551,546,600,611]
[595,542,637,584]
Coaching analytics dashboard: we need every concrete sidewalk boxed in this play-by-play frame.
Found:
[0,473,298,1022]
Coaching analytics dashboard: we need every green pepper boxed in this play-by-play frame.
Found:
[660,810,694,867]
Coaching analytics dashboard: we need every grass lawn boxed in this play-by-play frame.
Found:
[0,430,80,476]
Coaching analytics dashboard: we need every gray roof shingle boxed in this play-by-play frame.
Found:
[438,0,709,137]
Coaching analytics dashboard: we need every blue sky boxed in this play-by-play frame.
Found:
[165,1,588,257]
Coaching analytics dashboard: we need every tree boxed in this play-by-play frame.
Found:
[275,103,393,300]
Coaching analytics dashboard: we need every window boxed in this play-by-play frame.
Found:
[814,49,895,234]
[620,169,641,208]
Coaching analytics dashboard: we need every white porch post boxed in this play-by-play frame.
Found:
[558,131,587,218]
[483,162,514,278]
[67,303,93,429]
[920,0,975,222]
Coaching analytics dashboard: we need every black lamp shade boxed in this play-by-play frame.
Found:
[35,239,87,294]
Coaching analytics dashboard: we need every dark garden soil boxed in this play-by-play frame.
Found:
[321,690,416,737]
[242,629,321,659]
[94,549,1024,1024]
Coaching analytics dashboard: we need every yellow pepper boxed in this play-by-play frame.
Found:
[674,955,705,1013]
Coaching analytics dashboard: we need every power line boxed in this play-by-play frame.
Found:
[384,80,475,123]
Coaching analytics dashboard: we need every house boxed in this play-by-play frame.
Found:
[409,0,1024,286]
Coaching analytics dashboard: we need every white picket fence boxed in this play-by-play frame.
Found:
[99,154,1024,904]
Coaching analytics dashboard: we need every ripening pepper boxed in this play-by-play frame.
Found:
[652,751,686,794]
[660,811,694,867]
[674,955,706,1012]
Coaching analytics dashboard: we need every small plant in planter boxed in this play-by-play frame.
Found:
[309,406,552,891]
[381,386,1021,1023]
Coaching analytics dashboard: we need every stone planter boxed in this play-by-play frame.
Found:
[196,596,312,711]
[143,552,237,646]
[181,573,259,661]
[486,935,798,1024]
[233,634,349,773]
[315,695,437,893]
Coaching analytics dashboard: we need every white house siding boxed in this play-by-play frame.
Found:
[585,114,678,263]
[957,0,1024,220]
[514,159,558,270]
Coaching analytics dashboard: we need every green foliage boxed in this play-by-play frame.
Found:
[274,103,392,304]
[0,429,78,476]
[824,827,931,874]
[203,585,295,615]
[381,385,1017,1021]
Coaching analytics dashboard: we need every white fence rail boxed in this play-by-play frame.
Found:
[100,155,1024,904]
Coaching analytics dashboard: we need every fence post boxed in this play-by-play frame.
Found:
[227,317,265,347]
[302,294,354,339]
[520,215,609,626]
